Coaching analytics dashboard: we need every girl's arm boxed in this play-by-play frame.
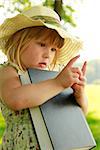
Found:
[0,66,64,110]
[0,56,87,112]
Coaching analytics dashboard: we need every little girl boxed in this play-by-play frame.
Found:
[0,5,88,150]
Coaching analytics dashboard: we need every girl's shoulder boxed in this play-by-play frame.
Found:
[0,64,21,102]
[0,63,18,79]
[0,65,21,103]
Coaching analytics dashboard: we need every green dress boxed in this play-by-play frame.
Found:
[0,64,40,150]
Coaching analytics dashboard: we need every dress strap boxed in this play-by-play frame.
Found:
[8,62,25,75]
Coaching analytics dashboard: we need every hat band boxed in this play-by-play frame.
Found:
[31,16,61,27]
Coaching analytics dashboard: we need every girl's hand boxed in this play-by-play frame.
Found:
[55,55,82,89]
[55,56,88,114]
[71,61,88,114]
[71,61,87,98]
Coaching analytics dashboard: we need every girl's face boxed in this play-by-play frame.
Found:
[20,39,57,70]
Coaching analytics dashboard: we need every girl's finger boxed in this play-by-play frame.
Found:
[66,55,80,68]
[80,76,87,82]
[81,61,87,76]
[73,73,80,79]
[71,67,82,77]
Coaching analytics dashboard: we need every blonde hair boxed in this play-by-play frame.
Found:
[5,26,64,71]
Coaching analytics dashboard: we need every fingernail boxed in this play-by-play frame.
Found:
[76,55,80,58]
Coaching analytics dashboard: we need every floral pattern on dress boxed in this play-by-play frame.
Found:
[0,100,40,150]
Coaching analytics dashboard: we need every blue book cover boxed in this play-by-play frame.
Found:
[21,68,96,150]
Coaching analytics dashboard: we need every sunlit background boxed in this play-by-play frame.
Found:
[0,0,100,64]
[64,0,100,62]
[74,0,100,61]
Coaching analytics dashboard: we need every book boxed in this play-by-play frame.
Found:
[21,68,96,150]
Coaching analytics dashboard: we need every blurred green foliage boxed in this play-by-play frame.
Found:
[0,0,80,27]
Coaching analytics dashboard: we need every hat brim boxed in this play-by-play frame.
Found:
[0,14,83,65]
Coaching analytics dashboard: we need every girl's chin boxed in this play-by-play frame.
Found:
[29,66,48,70]
[37,67,48,70]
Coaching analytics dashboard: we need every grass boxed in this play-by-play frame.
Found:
[85,84,100,150]
[0,84,100,149]
[0,111,5,144]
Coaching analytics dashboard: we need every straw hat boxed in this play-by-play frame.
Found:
[0,5,82,65]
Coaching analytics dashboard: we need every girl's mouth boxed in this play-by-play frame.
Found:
[38,62,47,68]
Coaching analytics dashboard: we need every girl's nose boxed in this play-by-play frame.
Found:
[43,48,51,58]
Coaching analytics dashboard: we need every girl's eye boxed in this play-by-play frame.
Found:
[51,48,57,52]
[40,43,46,47]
